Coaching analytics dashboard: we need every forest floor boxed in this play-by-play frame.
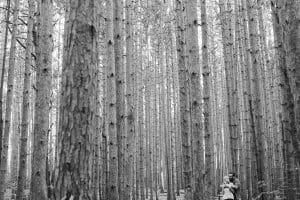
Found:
[144,190,185,200]
[156,194,222,200]
[150,190,222,200]
[157,192,185,200]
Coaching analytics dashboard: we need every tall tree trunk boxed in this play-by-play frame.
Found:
[173,59,181,197]
[236,1,250,199]
[174,0,192,199]
[200,0,213,199]
[132,38,139,200]
[246,0,266,199]
[138,31,145,200]
[0,0,11,160]
[271,1,298,199]
[124,0,134,199]
[239,0,259,197]
[154,45,159,200]
[163,46,172,200]
[106,0,119,199]
[92,66,101,200]
[285,0,300,196]
[219,0,237,173]
[31,0,53,199]
[54,0,97,198]
[170,38,177,200]
[0,0,20,197]
[257,2,274,198]
[100,65,108,200]
[285,0,300,166]
[16,1,34,199]
[147,33,154,200]
[134,39,140,200]
[113,0,125,197]
[186,0,204,199]
[234,0,242,189]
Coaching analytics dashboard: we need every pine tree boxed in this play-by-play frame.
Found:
[0,0,20,197]
[16,0,34,199]
[246,0,267,199]
[114,0,125,197]
[106,0,119,199]
[0,0,11,159]
[200,0,213,199]
[174,0,192,199]
[284,0,300,166]
[124,0,134,199]
[271,0,299,199]
[30,0,53,199]
[54,0,97,198]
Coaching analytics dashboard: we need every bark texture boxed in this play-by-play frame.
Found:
[0,0,20,197]
[106,0,119,199]
[55,0,97,199]
[31,0,53,199]
[16,0,34,199]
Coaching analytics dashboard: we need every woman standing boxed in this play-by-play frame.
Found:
[220,176,235,200]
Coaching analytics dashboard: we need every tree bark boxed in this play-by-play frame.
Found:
[16,0,34,199]
[124,0,134,199]
[174,0,192,199]
[271,0,298,199]
[106,0,119,199]
[285,0,300,166]
[0,0,11,160]
[0,0,20,197]
[246,0,267,199]
[31,0,53,199]
[54,0,97,199]
[113,0,125,198]
[219,0,237,173]
[200,0,213,199]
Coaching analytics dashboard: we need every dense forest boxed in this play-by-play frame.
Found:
[0,0,299,200]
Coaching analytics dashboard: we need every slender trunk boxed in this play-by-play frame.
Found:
[175,0,192,199]
[135,39,140,200]
[138,22,145,200]
[200,0,213,199]
[236,1,249,199]
[106,0,119,199]
[100,73,108,200]
[154,45,159,200]
[0,0,11,159]
[186,0,204,198]
[16,0,34,199]
[31,0,53,199]
[124,0,134,199]
[219,0,237,173]
[0,0,20,197]
[246,0,266,199]
[93,68,101,200]
[163,47,172,200]
[113,0,125,197]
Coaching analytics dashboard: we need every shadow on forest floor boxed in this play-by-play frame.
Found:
[145,189,185,200]
[147,190,223,200]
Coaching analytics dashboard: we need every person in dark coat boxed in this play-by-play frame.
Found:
[228,172,240,200]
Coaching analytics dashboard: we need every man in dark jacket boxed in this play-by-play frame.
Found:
[229,172,240,200]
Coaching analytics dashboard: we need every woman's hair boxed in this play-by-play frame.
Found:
[223,175,229,182]
[228,172,236,177]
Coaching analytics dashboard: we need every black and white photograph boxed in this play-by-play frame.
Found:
[0,0,299,199]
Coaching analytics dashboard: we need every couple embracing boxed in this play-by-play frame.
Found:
[220,172,240,200]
